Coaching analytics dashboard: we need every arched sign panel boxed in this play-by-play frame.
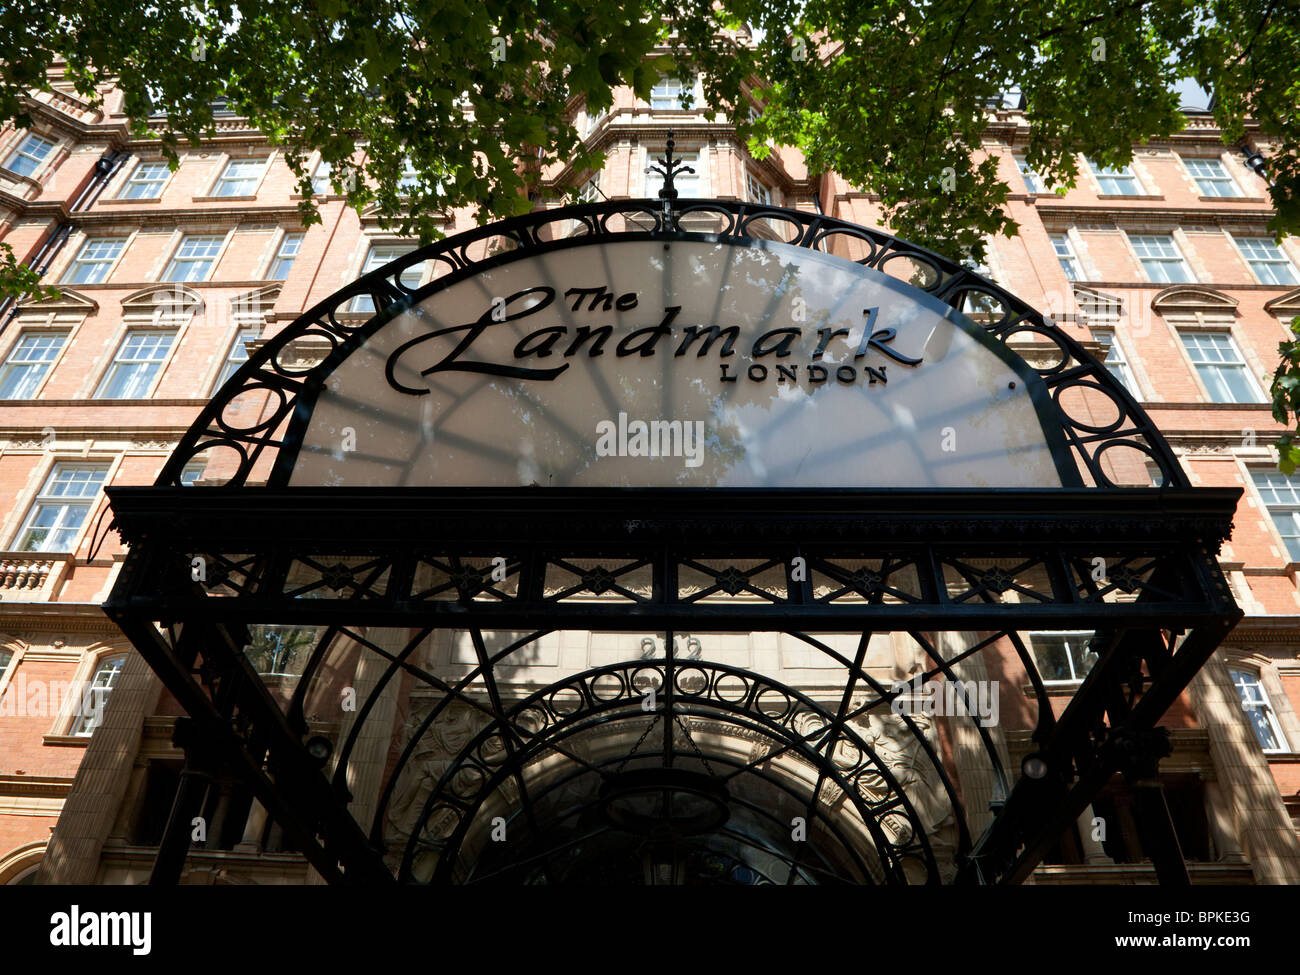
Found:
[286,238,1073,488]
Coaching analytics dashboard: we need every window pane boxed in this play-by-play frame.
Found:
[119,161,169,199]
[4,133,55,177]
[1031,632,1095,682]
[311,160,332,194]
[1229,669,1286,751]
[1236,237,1298,285]
[97,330,176,398]
[350,245,421,312]
[71,655,127,737]
[16,464,108,553]
[62,238,125,285]
[1095,332,1135,394]
[0,332,66,398]
[1015,156,1046,194]
[651,77,695,110]
[1050,234,1081,280]
[213,158,265,196]
[216,326,260,389]
[646,152,700,197]
[164,235,224,282]
[1182,332,1258,403]
[1252,471,1300,561]
[1131,234,1191,282]
[270,232,303,279]
[1184,158,1239,197]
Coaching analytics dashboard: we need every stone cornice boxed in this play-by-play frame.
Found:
[1064,280,1291,293]
[71,205,301,229]
[19,93,128,143]
[0,774,73,798]
[0,602,119,632]
[0,427,187,440]
[1220,616,1300,646]
[1034,203,1275,226]
[0,196,70,222]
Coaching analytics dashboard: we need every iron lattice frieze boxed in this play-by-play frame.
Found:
[106,487,1239,630]
[150,198,1188,494]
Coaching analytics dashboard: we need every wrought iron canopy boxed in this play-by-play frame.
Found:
[104,199,1241,886]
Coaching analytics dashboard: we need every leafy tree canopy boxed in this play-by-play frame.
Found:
[2,1,1299,461]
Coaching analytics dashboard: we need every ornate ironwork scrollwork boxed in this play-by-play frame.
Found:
[154,198,1186,492]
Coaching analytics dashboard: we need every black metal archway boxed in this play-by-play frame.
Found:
[103,197,1241,885]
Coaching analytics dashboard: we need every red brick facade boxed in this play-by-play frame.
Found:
[1,72,1298,885]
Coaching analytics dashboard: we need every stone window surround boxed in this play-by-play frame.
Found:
[0,127,62,182]
[78,290,201,400]
[1167,322,1266,405]
[0,312,86,401]
[1240,458,1300,574]
[641,142,708,198]
[154,227,236,284]
[1,453,124,559]
[40,642,134,742]
[197,150,276,201]
[1219,648,1300,756]
[105,156,179,202]
[48,229,138,287]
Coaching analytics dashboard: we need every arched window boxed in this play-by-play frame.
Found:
[69,653,127,737]
[1228,667,1289,753]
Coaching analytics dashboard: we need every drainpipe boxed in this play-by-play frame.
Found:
[0,148,129,331]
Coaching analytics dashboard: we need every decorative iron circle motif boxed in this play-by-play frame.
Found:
[153,198,1186,491]
[382,655,959,886]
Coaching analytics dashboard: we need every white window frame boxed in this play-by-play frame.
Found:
[350,243,424,312]
[1178,330,1264,404]
[94,328,178,399]
[60,237,125,285]
[116,160,171,200]
[13,462,110,554]
[3,132,56,178]
[1014,154,1047,194]
[397,157,420,193]
[163,234,226,283]
[1182,156,1240,198]
[746,170,772,206]
[1049,233,1082,281]
[213,324,261,391]
[576,174,600,204]
[645,148,703,198]
[1228,667,1289,753]
[0,647,15,692]
[0,330,68,399]
[68,653,128,738]
[1249,469,1300,563]
[1129,233,1194,283]
[1094,330,1136,396]
[584,105,608,136]
[1087,158,1144,196]
[268,231,303,280]
[209,157,268,198]
[1232,236,1299,286]
[1029,631,1097,685]
[650,76,698,111]
[179,461,206,487]
[310,158,334,195]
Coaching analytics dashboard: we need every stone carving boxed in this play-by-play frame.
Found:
[384,699,505,877]
[794,699,955,881]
